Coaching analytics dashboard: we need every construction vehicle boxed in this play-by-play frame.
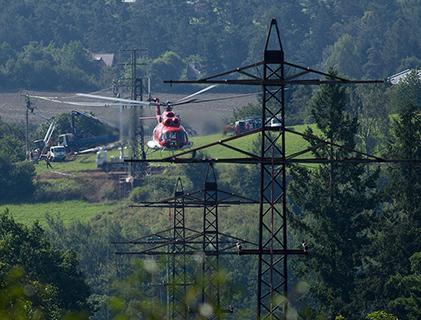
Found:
[33,118,56,158]
[24,95,57,161]
[49,146,66,161]
[96,150,128,173]
[58,110,119,153]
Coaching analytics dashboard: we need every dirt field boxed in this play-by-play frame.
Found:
[0,89,259,135]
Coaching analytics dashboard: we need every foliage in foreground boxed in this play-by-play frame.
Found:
[0,209,94,319]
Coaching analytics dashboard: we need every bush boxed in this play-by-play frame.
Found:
[33,176,88,202]
[0,154,36,202]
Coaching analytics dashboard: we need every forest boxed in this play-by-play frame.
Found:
[0,0,421,92]
[1,0,421,319]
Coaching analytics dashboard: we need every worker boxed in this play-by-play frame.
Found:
[235,124,240,135]
[302,242,308,253]
[236,242,242,254]
[45,156,53,169]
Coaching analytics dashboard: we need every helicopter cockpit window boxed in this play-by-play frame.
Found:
[165,132,181,140]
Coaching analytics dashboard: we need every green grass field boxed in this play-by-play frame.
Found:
[146,123,320,160]
[0,201,119,226]
[32,123,320,173]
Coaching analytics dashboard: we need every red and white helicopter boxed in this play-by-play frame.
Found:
[143,98,192,152]
[76,85,216,154]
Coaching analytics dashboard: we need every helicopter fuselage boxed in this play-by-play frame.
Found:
[146,108,192,151]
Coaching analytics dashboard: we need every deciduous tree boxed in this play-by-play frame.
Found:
[0,209,94,319]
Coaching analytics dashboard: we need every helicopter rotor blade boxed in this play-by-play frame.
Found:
[174,85,217,104]
[27,95,145,107]
[171,91,263,107]
[27,94,74,105]
[63,102,148,107]
[76,93,157,107]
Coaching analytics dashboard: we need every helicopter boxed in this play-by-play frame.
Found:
[142,98,192,153]
[76,85,217,155]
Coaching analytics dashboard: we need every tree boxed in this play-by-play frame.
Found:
[289,71,380,318]
[231,103,261,123]
[148,51,184,92]
[44,214,143,320]
[365,310,399,320]
[326,34,363,79]
[349,84,392,172]
[361,70,421,318]
[0,209,94,319]
[387,253,421,320]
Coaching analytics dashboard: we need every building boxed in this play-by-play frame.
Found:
[388,69,421,85]
[91,53,115,67]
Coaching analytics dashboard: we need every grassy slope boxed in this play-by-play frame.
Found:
[0,201,117,225]
[147,124,319,160]
[2,124,319,226]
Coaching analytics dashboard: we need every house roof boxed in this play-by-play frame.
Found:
[388,69,421,85]
[91,53,115,67]
[186,63,201,80]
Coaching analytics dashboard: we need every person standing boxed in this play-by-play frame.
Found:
[45,156,53,169]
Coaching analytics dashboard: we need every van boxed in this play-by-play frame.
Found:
[266,114,282,127]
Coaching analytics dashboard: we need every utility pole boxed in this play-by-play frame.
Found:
[120,48,148,178]
[25,97,29,160]
[24,94,33,161]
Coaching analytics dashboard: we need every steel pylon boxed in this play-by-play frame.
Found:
[153,18,382,320]
[171,177,188,320]
[115,166,258,319]
[201,164,220,320]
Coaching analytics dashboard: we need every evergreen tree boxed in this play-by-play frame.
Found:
[289,71,380,318]
[361,70,421,318]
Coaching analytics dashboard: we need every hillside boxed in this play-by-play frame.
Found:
[1,1,419,92]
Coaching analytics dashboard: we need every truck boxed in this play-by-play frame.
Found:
[234,116,261,135]
[96,150,128,173]
[58,110,119,153]
[49,146,66,161]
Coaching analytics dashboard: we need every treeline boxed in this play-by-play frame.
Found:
[1,0,421,91]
